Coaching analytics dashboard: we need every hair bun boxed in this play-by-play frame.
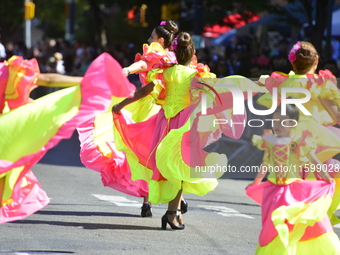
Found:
[165,20,179,34]
[294,41,318,70]
[296,47,314,61]
[177,32,190,47]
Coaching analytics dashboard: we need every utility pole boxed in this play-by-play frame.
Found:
[24,0,35,49]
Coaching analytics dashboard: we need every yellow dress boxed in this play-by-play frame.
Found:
[113,65,248,204]
[257,70,340,225]
[246,130,340,255]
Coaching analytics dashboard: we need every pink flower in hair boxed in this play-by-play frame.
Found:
[170,37,178,51]
[160,21,166,25]
[288,42,301,63]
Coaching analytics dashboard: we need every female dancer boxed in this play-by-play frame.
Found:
[256,41,340,224]
[112,32,249,229]
[0,53,133,223]
[246,105,340,254]
[77,21,215,217]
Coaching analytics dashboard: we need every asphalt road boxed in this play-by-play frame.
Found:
[1,132,339,255]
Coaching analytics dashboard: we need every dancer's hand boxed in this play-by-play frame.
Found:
[323,174,334,184]
[122,68,130,77]
[112,104,122,114]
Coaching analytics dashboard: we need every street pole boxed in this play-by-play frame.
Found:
[25,0,31,49]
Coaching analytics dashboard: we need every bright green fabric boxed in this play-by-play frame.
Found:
[1,166,23,200]
[0,86,81,162]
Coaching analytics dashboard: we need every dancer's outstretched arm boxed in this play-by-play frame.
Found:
[36,73,83,87]
[112,81,155,114]
[122,60,149,76]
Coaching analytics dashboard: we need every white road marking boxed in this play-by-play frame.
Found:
[334,223,340,228]
[92,194,141,207]
[198,205,254,219]
[92,195,253,219]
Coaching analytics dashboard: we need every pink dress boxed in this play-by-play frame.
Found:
[246,130,340,254]
[0,53,134,223]
[77,46,221,198]
[257,70,340,225]
[113,64,249,204]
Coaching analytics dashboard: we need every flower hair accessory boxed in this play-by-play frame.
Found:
[160,21,166,26]
[288,42,301,63]
[170,37,178,51]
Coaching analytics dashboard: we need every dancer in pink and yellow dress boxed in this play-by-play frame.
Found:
[111,32,254,229]
[77,20,220,217]
[0,54,133,224]
[246,104,340,255]
[77,20,183,217]
[256,41,340,225]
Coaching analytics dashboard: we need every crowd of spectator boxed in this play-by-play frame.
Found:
[0,32,339,93]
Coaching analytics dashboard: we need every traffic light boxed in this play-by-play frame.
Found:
[24,1,35,20]
[127,5,148,27]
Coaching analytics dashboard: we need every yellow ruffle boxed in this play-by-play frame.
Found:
[255,232,340,255]
[93,112,114,158]
[143,42,167,58]
[126,96,161,122]
[154,117,223,204]
[257,73,340,125]
[295,119,340,163]
[256,194,338,255]
[114,114,224,204]
[329,177,340,226]
[5,56,26,100]
[1,166,24,204]
[147,68,166,105]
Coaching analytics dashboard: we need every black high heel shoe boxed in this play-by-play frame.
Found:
[181,199,188,214]
[161,211,185,230]
[141,204,152,217]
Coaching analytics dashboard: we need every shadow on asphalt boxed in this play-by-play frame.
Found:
[34,210,140,218]
[10,219,159,230]
[182,198,259,208]
[39,131,83,167]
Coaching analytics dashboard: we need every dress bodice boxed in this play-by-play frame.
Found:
[253,131,315,184]
[160,65,197,119]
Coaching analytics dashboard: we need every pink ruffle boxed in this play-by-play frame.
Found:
[246,180,335,246]
[0,53,135,223]
[0,168,49,224]
[306,69,337,88]
[6,57,39,110]
[0,62,8,112]
[135,45,177,86]
[77,118,148,197]
[264,72,289,93]
[1,53,135,173]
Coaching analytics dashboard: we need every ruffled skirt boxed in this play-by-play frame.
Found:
[0,53,132,223]
[246,180,340,254]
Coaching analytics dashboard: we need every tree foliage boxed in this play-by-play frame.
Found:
[0,0,334,55]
